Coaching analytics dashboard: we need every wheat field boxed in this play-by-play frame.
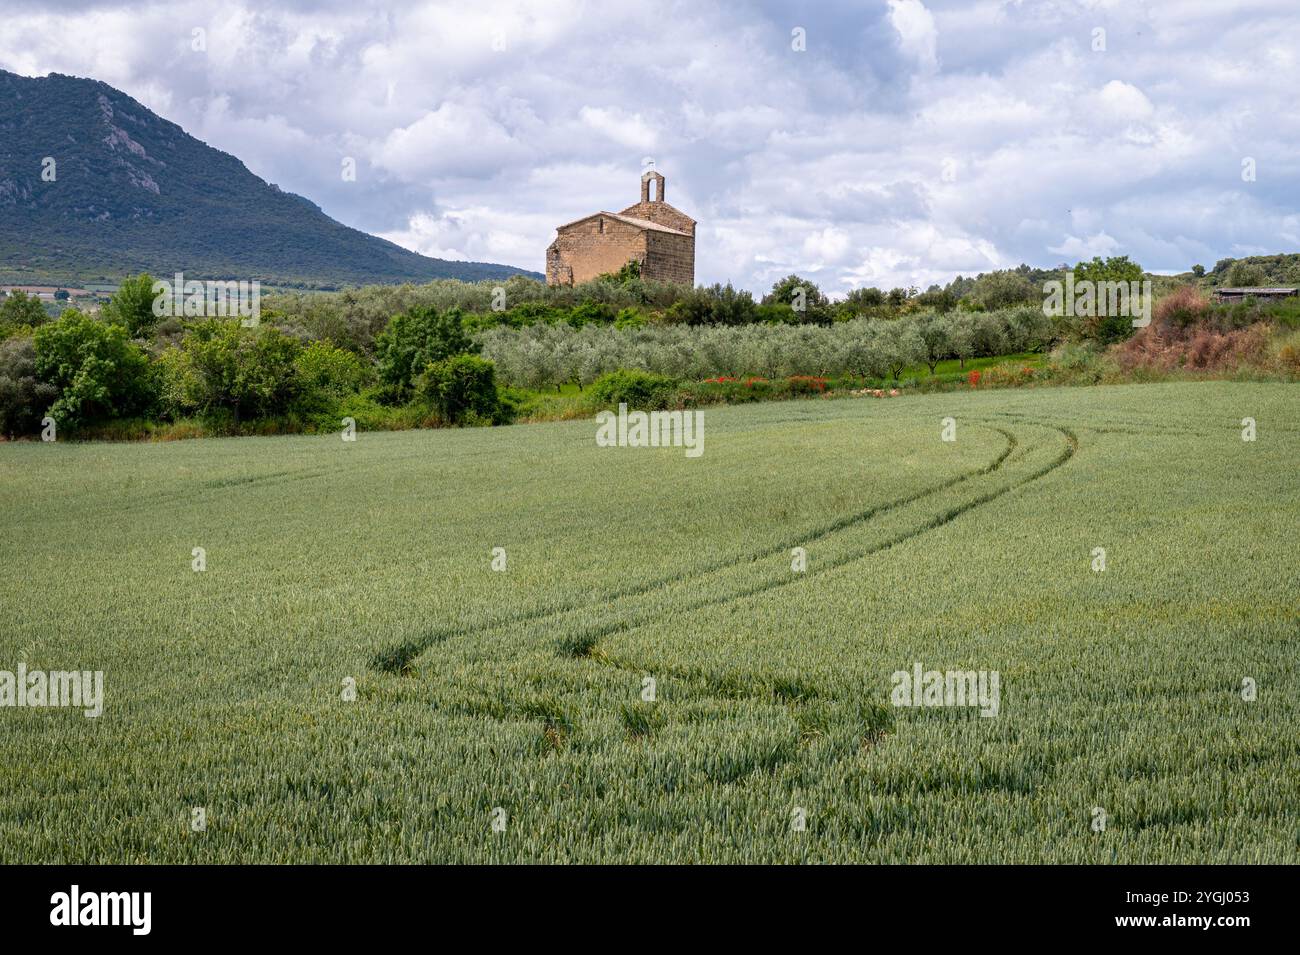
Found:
[1,381,1296,863]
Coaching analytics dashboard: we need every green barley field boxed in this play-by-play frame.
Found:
[1,381,1297,863]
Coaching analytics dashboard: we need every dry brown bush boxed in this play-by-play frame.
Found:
[1152,285,1210,329]
[1116,314,1270,372]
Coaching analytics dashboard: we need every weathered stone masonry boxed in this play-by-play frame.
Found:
[546,169,695,286]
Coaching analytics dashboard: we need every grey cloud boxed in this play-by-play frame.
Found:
[1,0,1297,293]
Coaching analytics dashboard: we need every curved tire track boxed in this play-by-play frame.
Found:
[384,422,1075,672]
[379,421,1079,789]
[371,424,1019,672]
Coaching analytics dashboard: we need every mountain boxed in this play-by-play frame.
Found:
[0,70,539,288]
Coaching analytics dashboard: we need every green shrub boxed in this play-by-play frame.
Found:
[1051,342,1101,371]
[331,391,435,431]
[417,354,510,425]
[664,284,759,326]
[0,291,50,336]
[1094,311,1136,345]
[33,310,156,429]
[764,274,830,312]
[587,369,681,410]
[1225,261,1267,287]
[566,302,617,327]
[968,269,1039,310]
[754,302,800,324]
[1264,297,1300,329]
[664,291,709,325]
[1047,342,1106,383]
[292,340,372,416]
[0,335,58,438]
[598,259,642,283]
[613,307,646,329]
[160,320,301,422]
[296,339,371,394]
[1003,305,1057,352]
[464,301,566,333]
[375,305,474,400]
[101,273,159,338]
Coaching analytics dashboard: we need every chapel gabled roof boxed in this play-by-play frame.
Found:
[554,211,691,236]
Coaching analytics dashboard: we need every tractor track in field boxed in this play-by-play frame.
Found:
[989,410,1257,440]
[48,462,349,525]
[371,420,1078,784]
[549,422,1078,659]
[548,420,1077,767]
[369,423,1019,673]
[373,421,1077,676]
[67,442,455,524]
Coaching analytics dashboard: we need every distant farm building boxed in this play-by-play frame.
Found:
[1214,287,1298,303]
[546,167,695,286]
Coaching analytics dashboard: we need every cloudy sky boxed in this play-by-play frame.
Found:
[3,0,1298,293]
